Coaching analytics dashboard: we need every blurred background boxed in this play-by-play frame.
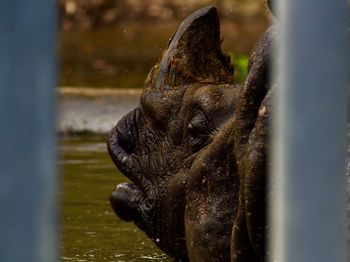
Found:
[58,1,271,261]
[59,0,270,88]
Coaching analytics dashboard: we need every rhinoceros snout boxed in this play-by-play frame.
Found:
[109,183,143,222]
[109,108,141,155]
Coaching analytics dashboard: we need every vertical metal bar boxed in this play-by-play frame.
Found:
[271,0,348,261]
[0,1,57,262]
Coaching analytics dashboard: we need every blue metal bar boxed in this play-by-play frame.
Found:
[272,0,348,261]
[0,1,57,261]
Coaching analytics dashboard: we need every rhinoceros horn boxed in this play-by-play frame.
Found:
[152,6,233,90]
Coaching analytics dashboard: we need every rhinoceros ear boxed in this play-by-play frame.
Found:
[153,6,233,90]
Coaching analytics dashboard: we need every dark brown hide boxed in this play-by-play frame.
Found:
[108,6,239,260]
[108,4,277,261]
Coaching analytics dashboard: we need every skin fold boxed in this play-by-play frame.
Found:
[108,5,277,262]
[230,26,277,262]
[108,6,239,260]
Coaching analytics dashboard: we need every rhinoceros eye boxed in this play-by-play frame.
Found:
[187,110,209,149]
[188,116,207,135]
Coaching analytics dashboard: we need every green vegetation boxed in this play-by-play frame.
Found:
[229,53,249,84]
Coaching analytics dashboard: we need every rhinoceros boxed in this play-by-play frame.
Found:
[108,5,276,261]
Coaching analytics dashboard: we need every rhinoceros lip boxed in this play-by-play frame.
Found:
[109,182,146,223]
[108,121,162,245]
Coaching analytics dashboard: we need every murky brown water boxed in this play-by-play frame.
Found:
[59,136,171,261]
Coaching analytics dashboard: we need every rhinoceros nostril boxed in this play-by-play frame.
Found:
[115,108,142,154]
[117,126,136,154]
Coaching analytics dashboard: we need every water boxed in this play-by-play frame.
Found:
[57,92,350,261]
[60,21,268,88]
[59,136,171,261]
[58,88,141,134]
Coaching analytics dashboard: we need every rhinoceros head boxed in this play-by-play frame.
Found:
[107,6,239,259]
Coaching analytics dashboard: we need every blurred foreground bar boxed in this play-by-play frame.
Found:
[272,0,348,261]
[0,1,57,262]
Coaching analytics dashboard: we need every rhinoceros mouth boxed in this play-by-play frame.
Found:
[109,183,142,221]
[109,182,155,232]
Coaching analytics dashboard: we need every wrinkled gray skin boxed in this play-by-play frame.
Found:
[108,6,277,262]
[108,6,238,260]
[185,23,277,261]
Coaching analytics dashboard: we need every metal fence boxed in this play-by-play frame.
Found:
[0,1,57,261]
[0,0,348,261]
[272,0,348,261]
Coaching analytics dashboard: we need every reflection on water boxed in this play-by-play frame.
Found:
[60,136,170,261]
[58,87,141,135]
